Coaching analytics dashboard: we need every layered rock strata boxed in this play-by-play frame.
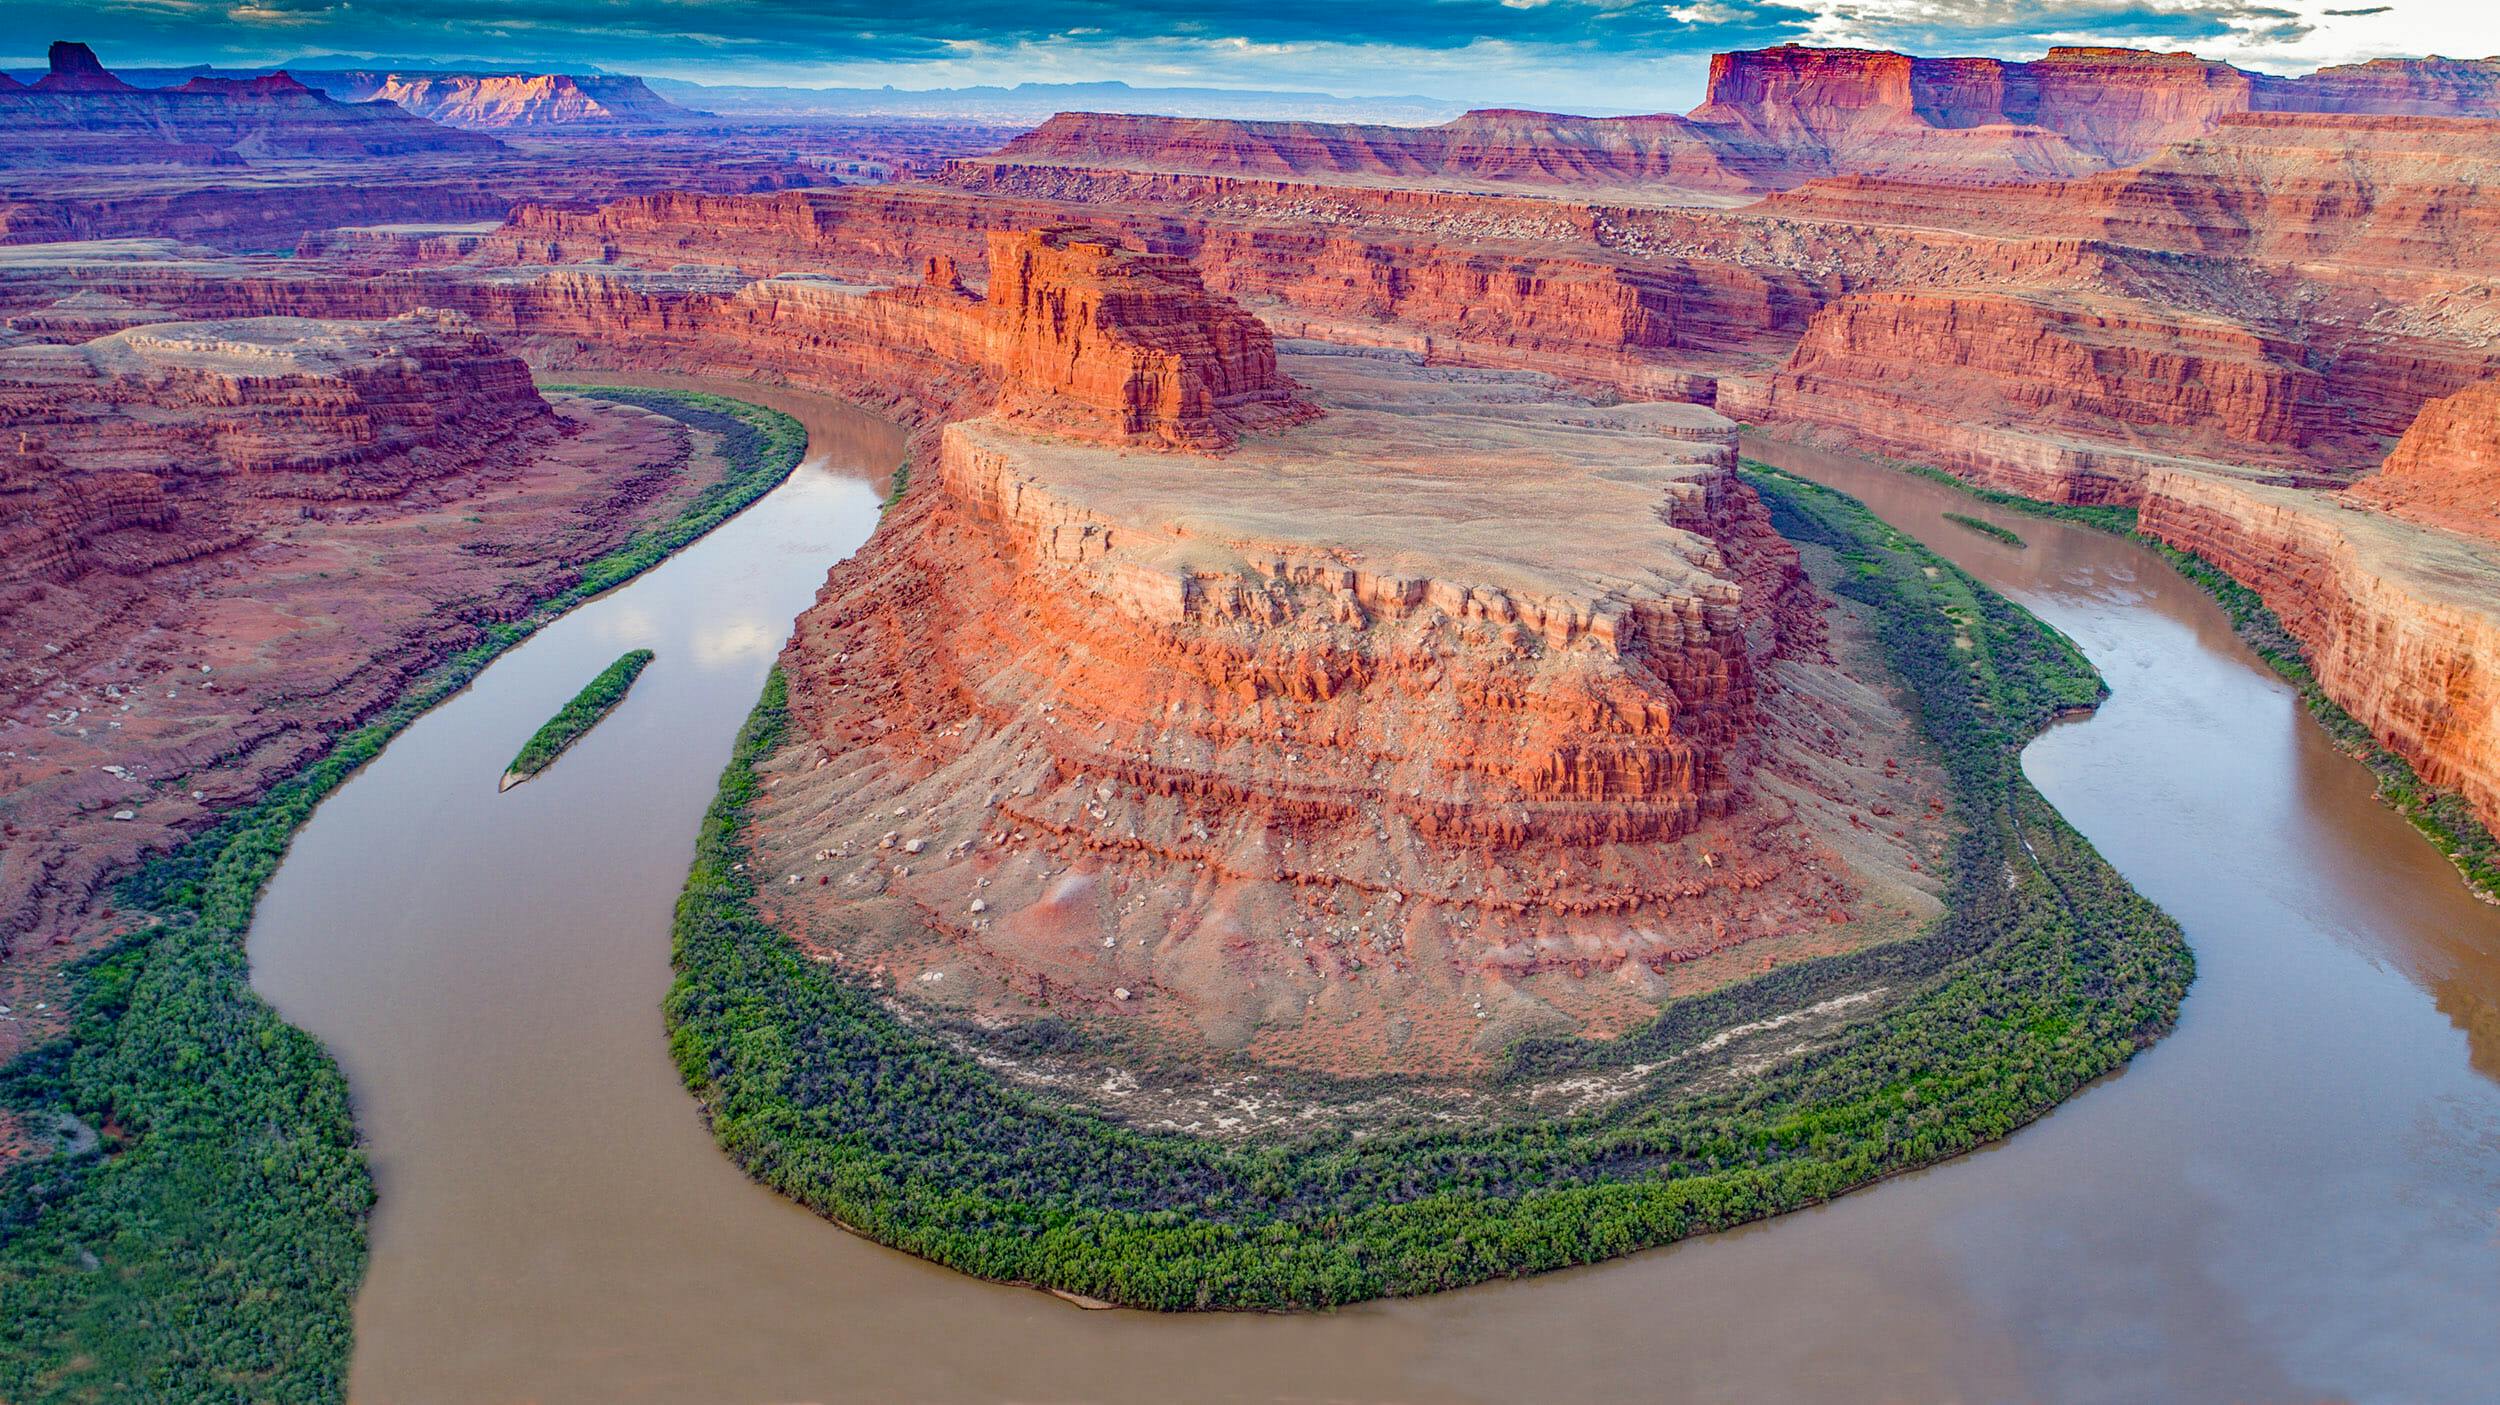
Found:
[749,349,1949,1075]
[0,318,721,1035]
[0,312,552,500]
[2351,374,2500,541]
[2138,472,2500,834]
[1720,289,2346,495]
[0,228,1306,450]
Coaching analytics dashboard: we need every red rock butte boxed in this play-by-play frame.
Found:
[745,340,1948,1072]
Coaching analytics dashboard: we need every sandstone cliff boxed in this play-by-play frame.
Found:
[1724,288,2344,492]
[0,311,553,506]
[2139,471,2500,836]
[973,227,1307,447]
[0,316,730,979]
[747,348,1949,1074]
[2353,374,2500,541]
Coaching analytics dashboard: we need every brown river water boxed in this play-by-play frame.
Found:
[247,396,2500,1403]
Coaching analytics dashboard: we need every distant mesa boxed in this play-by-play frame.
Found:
[0,41,503,170]
[296,70,707,130]
[974,42,2500,196]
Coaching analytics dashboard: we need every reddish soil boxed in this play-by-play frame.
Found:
[0,320,732,1062]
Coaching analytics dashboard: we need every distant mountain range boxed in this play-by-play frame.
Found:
[641,78,1475,124]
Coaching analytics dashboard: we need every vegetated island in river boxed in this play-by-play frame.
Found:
[501,649,656,791]
[663,465,2193,1311]
[0,388,805,1403]
[1943,511,2027,548]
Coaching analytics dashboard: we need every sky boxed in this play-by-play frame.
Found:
[10,0,2498,109]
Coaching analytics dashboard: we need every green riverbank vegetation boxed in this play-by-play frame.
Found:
[662,466,2191,1310]
[1943,511,2026,548]
[0,389,806,1403]
[502,650,656,790]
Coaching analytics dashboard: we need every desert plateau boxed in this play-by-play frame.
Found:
[2,8,2498,1402]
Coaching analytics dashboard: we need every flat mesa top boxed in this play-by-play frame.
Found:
[5,314,476,378]
[956,347,1745,613]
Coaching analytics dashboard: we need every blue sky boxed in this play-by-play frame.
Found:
[10,0,2494,108]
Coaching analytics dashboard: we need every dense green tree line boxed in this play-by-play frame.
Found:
[505,649,656,784]
[0,389,805,1403]
[661,467,2192,1310]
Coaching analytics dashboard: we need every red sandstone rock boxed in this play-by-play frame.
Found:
[976,227,1306,447]
[753,350,1947,1072]
[1732,289,2338,485]
[2354,374,2500,540]
[0,327,735,1042]
[0,311,553,500]
[2139,471,2500,836]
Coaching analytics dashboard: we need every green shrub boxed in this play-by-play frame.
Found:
[505,650,655,784]
[1943,511,2026,547]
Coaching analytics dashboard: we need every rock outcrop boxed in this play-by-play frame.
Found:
[2139,471,2500,835]
[2353,374,2500,540]
[750,348,1948,1072]
[972,227,1307,446]
[1704,43,2500,165]
[0,312,553,504]
[1724,289,2342,495]
[0,320,727,991]
[299,71,702,129]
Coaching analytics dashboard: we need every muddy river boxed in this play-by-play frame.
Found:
[247,395,2500,1403]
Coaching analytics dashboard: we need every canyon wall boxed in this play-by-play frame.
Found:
[2352,374,2500,542]
[2138,473,2500,835]
[0,314,715,975]
[0,227,1305,450]
[1722,288,2345,496]
[0,311,553,509]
